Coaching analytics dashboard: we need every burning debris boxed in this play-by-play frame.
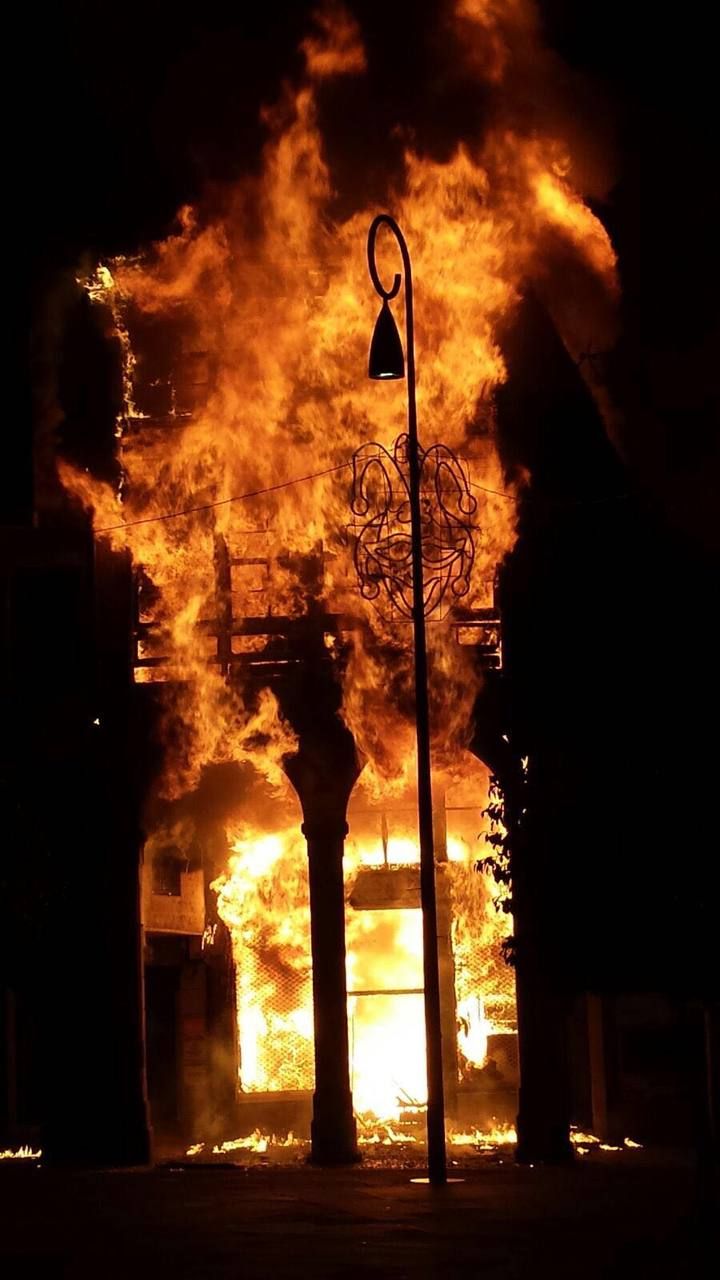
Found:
[180,1123,645,1166]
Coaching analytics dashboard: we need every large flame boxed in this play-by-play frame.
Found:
[57,2,618,1140]
[59,1,616,791]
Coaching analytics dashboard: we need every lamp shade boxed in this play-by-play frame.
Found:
[368,299,405,379]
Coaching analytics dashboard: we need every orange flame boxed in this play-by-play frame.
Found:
[60,3,616,796]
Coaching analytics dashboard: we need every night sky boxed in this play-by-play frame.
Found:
[13,2,719,531]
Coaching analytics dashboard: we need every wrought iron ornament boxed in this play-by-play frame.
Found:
[350,433,478,620]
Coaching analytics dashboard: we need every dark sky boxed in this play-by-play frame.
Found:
[16,2,719,252]
[13,0,718,531]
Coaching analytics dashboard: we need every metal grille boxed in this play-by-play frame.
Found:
[457,934,516,1031]
[237,956,314,1093]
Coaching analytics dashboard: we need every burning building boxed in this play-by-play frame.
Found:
[49,2,619,1163]
[14,1,702,1173]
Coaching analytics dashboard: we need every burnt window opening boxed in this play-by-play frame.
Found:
[152,849,187,897]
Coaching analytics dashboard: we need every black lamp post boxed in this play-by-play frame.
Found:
[365,213,447,1186]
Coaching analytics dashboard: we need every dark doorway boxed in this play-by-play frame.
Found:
[145,964,180,1140]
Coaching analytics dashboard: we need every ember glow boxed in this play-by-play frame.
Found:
[58,1,618,1148]
[183,1124,646,1160]
[449,1124,517,1148]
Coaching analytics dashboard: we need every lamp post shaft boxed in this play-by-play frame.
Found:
[367,215,447,1186]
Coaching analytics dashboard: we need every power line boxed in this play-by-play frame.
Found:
[466,475,629,507]
[95,463,351,532]
[94,458,627,534]
[467,479,517,501]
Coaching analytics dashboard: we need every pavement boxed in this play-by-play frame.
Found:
[1,1150,717,1278]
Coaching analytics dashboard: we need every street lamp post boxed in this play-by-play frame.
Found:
[365,214,447,1186]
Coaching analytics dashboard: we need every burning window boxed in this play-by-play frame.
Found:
[212,763,517,1129]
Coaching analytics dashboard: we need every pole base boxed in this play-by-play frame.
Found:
[410,1177,465,1185]
[515,1115,574,1165]
[309,1092,360,1166]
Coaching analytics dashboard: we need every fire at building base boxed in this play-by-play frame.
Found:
[143,762,518,1155]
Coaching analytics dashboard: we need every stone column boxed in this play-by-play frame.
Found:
[471,694,573,1163]
[92,542,152,1166]
[433,789,459,1119]
[511,775,573,1164]
[44,540,151,1166]
[513,953,573,1163]
[302,817,358,1164]
[283,674,361,1165]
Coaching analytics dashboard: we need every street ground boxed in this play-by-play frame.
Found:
[1,1149,717,1278]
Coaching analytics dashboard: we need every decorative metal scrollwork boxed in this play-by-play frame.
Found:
[350,434,478,620]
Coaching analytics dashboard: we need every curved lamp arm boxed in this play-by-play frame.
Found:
[366,213,416,410]
[367,214,408,301]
